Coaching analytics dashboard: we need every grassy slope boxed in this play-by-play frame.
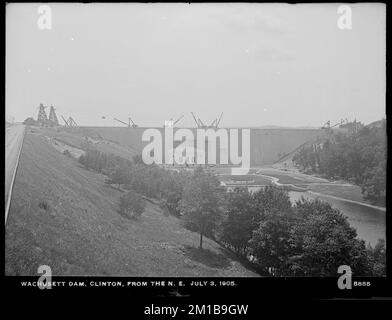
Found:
[5,132,256,277]
[29,126,138,160]
[307,184,365,203]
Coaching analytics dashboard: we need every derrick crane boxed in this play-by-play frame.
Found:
[210,112,223,129]
[68,117,78,127]
[128,117,138,128]
[61,115,69,126]
[322,118,348,130]
[331,119,347,128]
[48,105,59,126]
[62,116,78,127]
[114,118,129,127]
[114,117,138,128]
[165,115,184,127]
[173,115,184,126]
[191,112,223,129]
[191,112,205,128]
[191,112,199,127]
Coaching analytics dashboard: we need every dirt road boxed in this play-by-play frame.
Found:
[5,124,25,224]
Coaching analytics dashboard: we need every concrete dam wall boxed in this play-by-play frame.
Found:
[75,127,325,166]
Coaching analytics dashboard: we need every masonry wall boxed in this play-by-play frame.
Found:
[75,127,325,166]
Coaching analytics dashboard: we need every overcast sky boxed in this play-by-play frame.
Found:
[6,3,385,127]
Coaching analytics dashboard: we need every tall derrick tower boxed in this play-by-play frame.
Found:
[37,103,48,126]
[48,105,59,126]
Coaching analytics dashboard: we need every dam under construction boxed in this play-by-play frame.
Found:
[33,103,348,167]
[73,126,327,166]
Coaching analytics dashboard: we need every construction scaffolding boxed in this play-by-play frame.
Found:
[48,105,59,126]
[37,103,48,125]
[36,103,61,127]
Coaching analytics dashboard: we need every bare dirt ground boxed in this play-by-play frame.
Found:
[5,131,257,277]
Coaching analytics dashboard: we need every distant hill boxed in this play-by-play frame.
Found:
[234,125,321,129]
[366,119,386,129]
[292,118,386,205]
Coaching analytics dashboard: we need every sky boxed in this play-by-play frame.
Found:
[6,3,386,127]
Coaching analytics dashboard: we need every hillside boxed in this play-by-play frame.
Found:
[291,119,386,205]
[366,119,386,129]
[29,126,139,160]
[5,130,257,276]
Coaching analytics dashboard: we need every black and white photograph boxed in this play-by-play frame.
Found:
[3,2,389,301]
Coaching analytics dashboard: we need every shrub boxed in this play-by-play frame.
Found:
[119,191,146,219]
[23,117,37,126]
[63,150,72,157]
[38,200,50,211]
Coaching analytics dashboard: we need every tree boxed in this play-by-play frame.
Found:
[290,198,372,276]
[159,169,190,216]
[249,207,297,276]
[251,186,292,222]
[221,186,294,268]
[108,164,131,189]
[132,154,145,165]
[367,239,386,276]
[119,190,146,219]
[179,167,223,249]
[220,188,255,256]
[361,159,386,205]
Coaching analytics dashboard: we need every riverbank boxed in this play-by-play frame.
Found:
[216,166,386,247]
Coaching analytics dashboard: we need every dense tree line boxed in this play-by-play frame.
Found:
[292,120,386,205]
[79,148,131,176]
[78,148,385,276]
[79,148,190,217]
[221,188,385,276]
